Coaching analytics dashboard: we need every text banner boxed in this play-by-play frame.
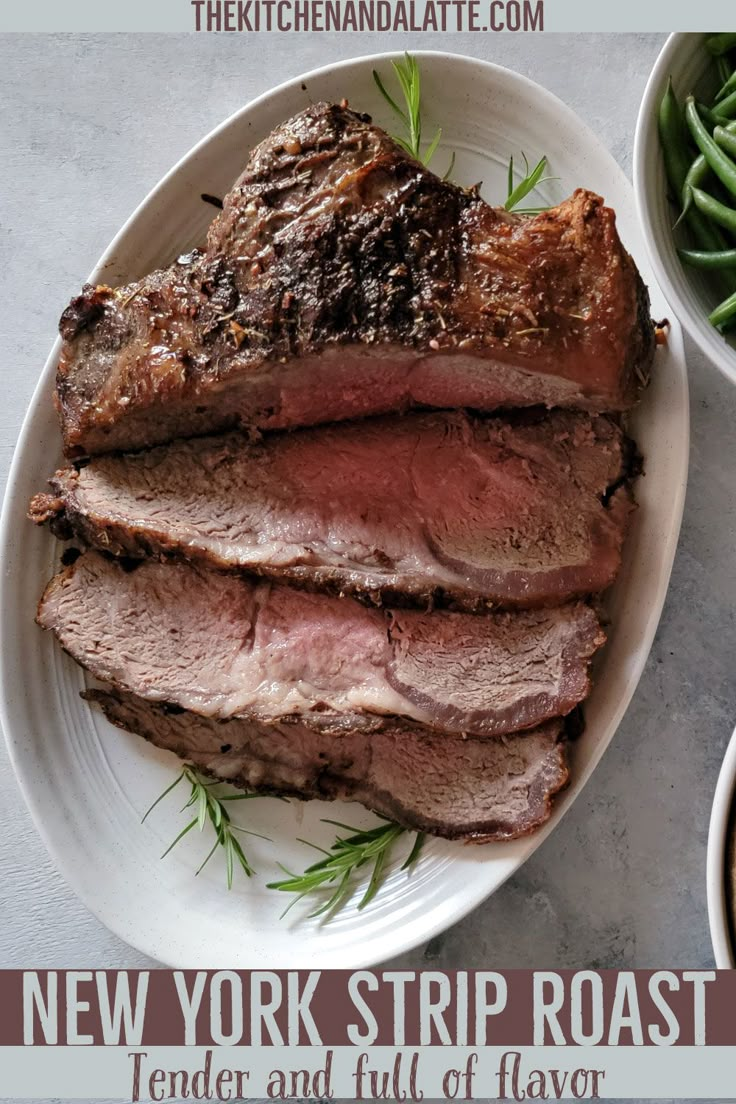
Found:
[0,4,732,33]
[3,971,736,1099]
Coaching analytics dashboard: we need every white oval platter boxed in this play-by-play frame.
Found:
[0,51,688,967]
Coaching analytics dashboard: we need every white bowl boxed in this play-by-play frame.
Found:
[708,725,736,966]
[634,33,736,383]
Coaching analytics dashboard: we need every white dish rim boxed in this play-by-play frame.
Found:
[707,726,736,967]
[633,31,736,387]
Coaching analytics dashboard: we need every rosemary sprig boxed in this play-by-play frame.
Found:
[143,767,269,887]
[373,53,455,177]
[268,818,425,918]
[505,152,551,212]
[373,55,554,205]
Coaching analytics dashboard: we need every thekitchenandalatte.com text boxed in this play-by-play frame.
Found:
[191,0,544,32]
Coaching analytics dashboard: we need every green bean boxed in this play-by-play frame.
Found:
[658,83,733,258]
[683,221,736,304]
[696,101,729,128]
[715,88,736,119]
[678,247,736,268]
[715,126,736,159]
[717,119,736,140]
[685,97,736,200]
[716,70,736,104]
[716,55,733,89]
[709,289,736,329]
[658,78,692,193]
[687,210,732,253]
[681,155,710,217]
[706,33,736,57]
[681,120,736,214]
[663,48,736,326]
[691,186,736,233]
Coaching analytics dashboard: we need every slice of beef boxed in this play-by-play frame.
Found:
[87,688,569,841]
[37,552,604,738]
[30,410,634,611]
[55,102,654,458]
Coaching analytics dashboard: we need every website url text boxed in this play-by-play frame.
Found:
[191,0,544,32]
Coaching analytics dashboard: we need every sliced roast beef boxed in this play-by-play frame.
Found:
[56,102,654,458]
[37,552,604,737]
[30,410,634,610]
[87,688,569,841]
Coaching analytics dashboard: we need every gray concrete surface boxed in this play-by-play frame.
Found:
[0,31,731,988]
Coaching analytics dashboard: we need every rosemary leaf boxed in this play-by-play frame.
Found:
[423,127,443,166]
[372,69,408,126]
[360,838,393,910]
[373,53,453,175]
[195,838,220,877]
[402,831,427,870]
[143,766,265,887]
[505,154,550,211]
[225,834,235,890]
[196,784,208,832]
[141,768,185,823]
[160,816,197,860]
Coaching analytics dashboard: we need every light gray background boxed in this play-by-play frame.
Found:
[0,25,732,1005]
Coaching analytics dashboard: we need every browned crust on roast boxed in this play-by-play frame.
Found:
[54,102,655,458]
